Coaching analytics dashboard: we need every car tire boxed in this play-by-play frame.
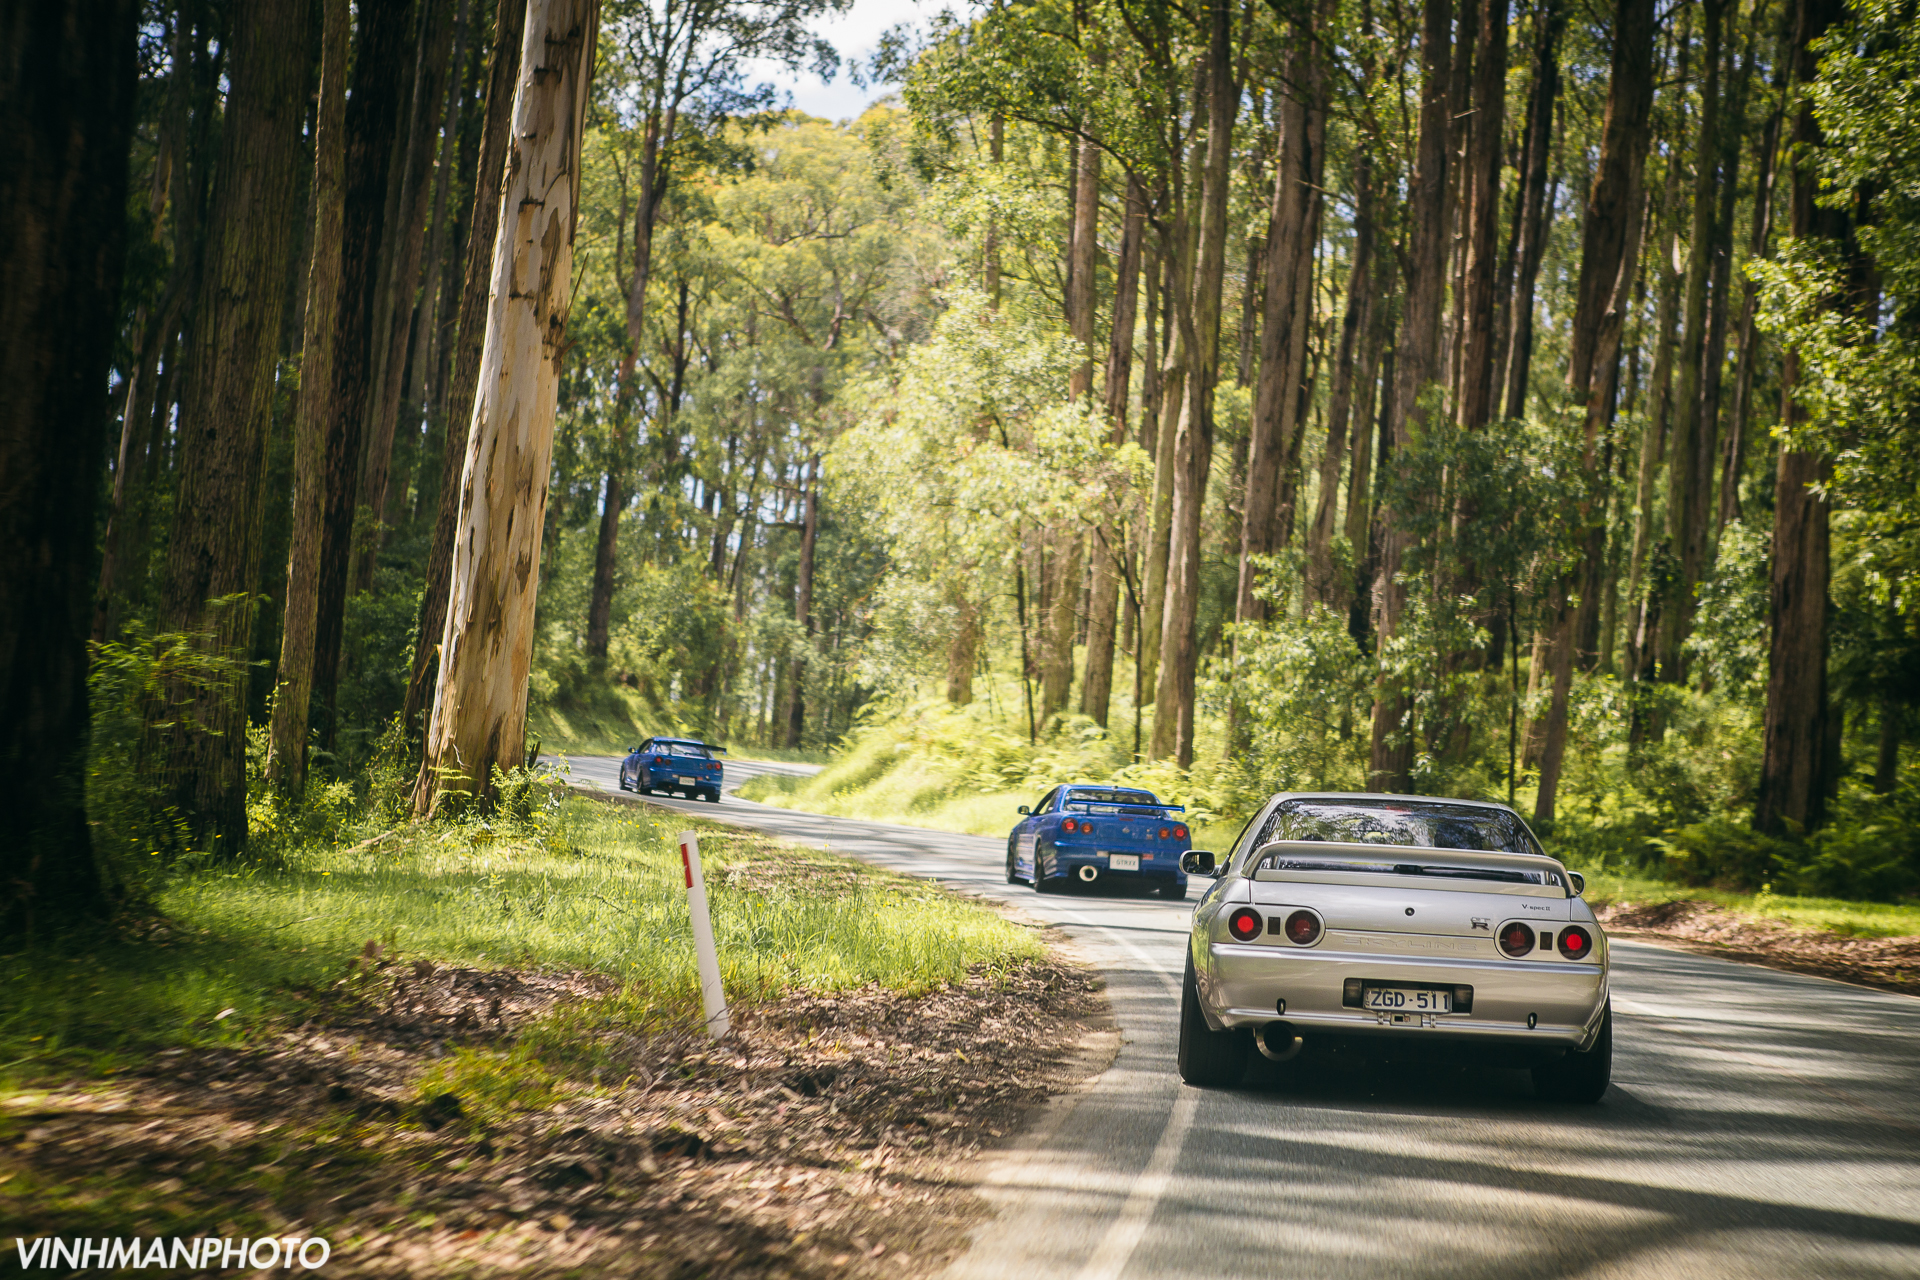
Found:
[1178,954,1248,1088]
[1005,844,1020,885]
[1159,880,1188,901]
[1034,864,1059,894]
[704,789,720,804]
[1532,1000,1612,1103]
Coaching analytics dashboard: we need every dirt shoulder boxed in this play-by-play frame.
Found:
[4,789,1123,1277]
[1596,897,1920,994]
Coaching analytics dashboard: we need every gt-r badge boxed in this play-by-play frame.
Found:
[1470,917,1491,931]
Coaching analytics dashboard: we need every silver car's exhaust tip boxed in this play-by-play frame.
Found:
[1257,1021,1304,1062]
[1078,865,1099,883]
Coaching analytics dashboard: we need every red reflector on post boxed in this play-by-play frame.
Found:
[1227,908,1262,941]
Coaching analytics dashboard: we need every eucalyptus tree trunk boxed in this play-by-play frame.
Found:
[1720,90,1781,534]
[1501,0,1565,419]
[415,0,600,817]
[1756,0,1845,837]
[1042,126,1105,718]
[1151,0,1237,767]
[0,0,136,930]
[1455,0,1507,432]
[1369,0,1453,791]
[403,0,527,734]
[314,0,420,744]
[1082,174,1147,727]
[269,0,352,795]
[1707,41,1757,537]
[1307,159,1375,607]
[1656,0,1729,687]
[159,0,313,848]
[1238,16,1325,626]
[358,0,459,590]
[1626,142,1685,681]
[1140,134,1199,709]
[1532,0,1657,826]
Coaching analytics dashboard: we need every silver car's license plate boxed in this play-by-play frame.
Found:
[677,775,697,786]
[1108,854,1140,871]
[1365,987,1452,1013]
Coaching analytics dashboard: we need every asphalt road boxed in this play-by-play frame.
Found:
[560,754,1920,1279]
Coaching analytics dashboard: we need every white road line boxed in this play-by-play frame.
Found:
[1054,907,1185,1002]
[1068,1090,1197,1280]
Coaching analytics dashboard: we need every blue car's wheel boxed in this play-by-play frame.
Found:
[1005,841,1020,884]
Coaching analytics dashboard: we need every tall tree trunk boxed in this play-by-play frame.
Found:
[1656,0,1728,687]
[1456,0,1507,431]
[1151,0,1237,767]
[158,0,314,848]
[782,460,820,749]
[1140,137,1197,708]
[1238,15,1325,626]
[1756,0,1845,837]
[1042,123,1104,718]
[1501,0,1564,419]
[1720,92,1781,534]
[1532,0,1657,826]
[1369,0,1453,791]
[1627,144,1685,679]
[314,0,420,745]
[1709,40,1758,537]
[1083,173,1147,726]
[1307,161,1376,606]
[414,0,599,816]
[357,0,458,588]
[268,0,351,795]
[402,0,526,734]
[0,0,136,929]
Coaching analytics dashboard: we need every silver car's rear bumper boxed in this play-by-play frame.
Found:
[1201,940,1608,1051]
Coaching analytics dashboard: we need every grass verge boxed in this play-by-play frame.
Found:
[1574,869,1920,940]
[1,798,1097,1277]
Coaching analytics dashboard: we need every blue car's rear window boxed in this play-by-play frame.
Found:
[1062,788,1163,814]
[648,742,712,759]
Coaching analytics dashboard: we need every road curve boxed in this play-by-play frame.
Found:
[557,754,1920,1279]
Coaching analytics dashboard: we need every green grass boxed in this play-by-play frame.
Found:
[0,799,1043,1083]
[1574,868,1920,938]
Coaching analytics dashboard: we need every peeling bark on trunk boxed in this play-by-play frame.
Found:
[268,0,351,795]
[414,0,599,816]
[0,0,136,929]
[403,0,526,734]
[158,0,314,847]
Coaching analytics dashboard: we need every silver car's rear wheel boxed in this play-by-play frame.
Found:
[1177,954,1248,1087]
[1532,1000,1612,1103]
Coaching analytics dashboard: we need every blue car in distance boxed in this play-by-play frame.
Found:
[1007,784,1191,898]
[619,737,726,802]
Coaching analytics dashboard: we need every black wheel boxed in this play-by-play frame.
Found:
[704,789,720,804]
[617,774,628,792]
[1006,843,1020,884]
[1533,1001,1612,1103]
[1178,953,1248,1087]
[1159,880,1189,901]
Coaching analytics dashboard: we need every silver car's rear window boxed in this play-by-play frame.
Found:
[1252,799,1542,856]
[1258,856,1559,886]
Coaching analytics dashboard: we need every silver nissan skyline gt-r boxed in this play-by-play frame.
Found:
[1176,792,1612,1103]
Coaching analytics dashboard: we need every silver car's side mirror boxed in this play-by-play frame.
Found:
[1181,850,1217,876]
[1567,871,1586,897]
[1017,805,1031,815]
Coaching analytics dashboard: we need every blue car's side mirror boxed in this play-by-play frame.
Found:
[1017,805,1030,815]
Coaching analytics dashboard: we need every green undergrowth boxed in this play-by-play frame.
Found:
[735,691,1237,844]
[0,798,1042,1085]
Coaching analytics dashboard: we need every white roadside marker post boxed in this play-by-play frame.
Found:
[678,831,731,1038]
